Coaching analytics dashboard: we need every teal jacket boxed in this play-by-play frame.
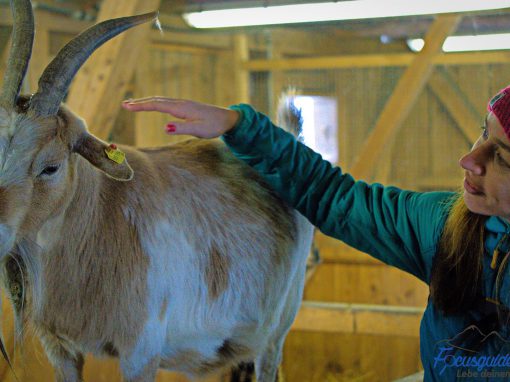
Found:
[223,104,510,381]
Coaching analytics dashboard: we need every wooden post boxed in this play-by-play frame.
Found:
[66,0,161,140]
[349,15,461,180]
[233,34,249,104]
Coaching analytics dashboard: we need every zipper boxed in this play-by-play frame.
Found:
[491,233,508,270]
[495,250,510,303]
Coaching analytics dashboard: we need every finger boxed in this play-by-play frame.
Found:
[124,96,177,104]
[122,99,193,121]
[164,121,221,139]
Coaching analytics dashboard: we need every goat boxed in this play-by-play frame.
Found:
[0,1,314,381]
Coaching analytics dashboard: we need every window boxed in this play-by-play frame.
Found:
[293,96,338,163]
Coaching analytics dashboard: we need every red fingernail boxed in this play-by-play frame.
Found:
[109,143,117,149]
[166,124,176,133]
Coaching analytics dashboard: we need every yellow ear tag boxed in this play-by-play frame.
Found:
[105,144,126,164]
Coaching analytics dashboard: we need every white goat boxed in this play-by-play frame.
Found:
[0,1,314,381]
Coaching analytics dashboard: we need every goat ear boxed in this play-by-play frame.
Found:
[73,134,134,181]
[56,105,133,181]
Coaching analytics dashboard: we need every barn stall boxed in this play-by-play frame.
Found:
[0,0,510,381]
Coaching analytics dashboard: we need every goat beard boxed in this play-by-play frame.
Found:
[0,238,43,350]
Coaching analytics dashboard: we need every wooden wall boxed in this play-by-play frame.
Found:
[1,7,510,381]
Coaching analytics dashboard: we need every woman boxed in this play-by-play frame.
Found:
[122,86,510,381]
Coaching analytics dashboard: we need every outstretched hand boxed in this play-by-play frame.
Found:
[121,97,240,139]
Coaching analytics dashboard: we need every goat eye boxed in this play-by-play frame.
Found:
[40,165,60,177]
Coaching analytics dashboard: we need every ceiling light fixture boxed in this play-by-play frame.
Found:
[407,33,510,52]
[183,0,510,29]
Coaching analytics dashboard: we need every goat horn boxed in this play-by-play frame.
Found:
[29,11,158,117]
[0,0,34,108]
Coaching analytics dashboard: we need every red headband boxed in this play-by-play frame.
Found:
[488,85,510,141]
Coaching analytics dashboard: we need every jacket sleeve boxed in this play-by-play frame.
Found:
[222,104,454,283]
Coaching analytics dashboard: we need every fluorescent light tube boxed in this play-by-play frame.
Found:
[408,33,510,52]
[183,1,510,29]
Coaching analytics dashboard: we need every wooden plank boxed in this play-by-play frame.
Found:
[66,0,161,140]
[283,330,421,381]
[417,176,463,191]
[152,42,218,55]
[292,301,423,337]
[243,51,510,71]
[245,53,415,71]
[0,294,16,381]
[314,233,381,264]
[270,28,355,56]
[292,303,354,334]
[26,11,51,93]
[303,261,429,306]
[0,6,89,34]
[233,34,249,104]
[35,9,91,34]
[428,70,482,145]
[438,51,510,66]
[0,35,11,82]
[350,15,460,179]
[318,246,382,265]
[215,51,237,108]
[134,48,161,148]
[394,371,425,382]
[152,29,231,51]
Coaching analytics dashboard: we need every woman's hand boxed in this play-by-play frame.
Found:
[121,97,240,139]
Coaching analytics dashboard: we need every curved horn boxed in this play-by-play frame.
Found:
[29,11,158,117]
[0,0,34,108]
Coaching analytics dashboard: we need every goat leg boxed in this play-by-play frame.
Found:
[38,330,84,382]
[122,355,160,382]
[255,341,284,382]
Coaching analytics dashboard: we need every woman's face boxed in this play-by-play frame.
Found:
[460,112,510,220]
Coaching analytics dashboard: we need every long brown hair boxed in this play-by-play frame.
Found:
[430,193,487,315]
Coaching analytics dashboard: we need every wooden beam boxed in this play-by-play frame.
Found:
[151,28,232,51]
[0,6,90,34]
[292,301,423,337]
[243,51,510,71]
[350,15,461,179]
[151,42,219,55]
[66,0,161,140]
[437,51,510,66]
[233,34,250,104]
[245,53,414,71]
[428,70,482,145]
